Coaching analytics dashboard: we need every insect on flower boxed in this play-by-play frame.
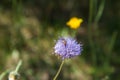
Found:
[54,37,82,60]
[62,38,67,46]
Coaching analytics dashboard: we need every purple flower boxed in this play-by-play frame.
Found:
[54,37,82,60]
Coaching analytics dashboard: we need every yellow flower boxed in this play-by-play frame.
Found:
[66,17,83,29]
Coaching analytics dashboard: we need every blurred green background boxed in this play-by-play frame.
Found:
[0,0,120,80]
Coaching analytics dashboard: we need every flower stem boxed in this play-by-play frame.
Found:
[53,60,65,80]
[15,60,22,73]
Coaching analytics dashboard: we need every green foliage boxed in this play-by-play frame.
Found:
[0,0,120,80]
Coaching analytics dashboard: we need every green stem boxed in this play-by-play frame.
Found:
[106,32,117,65]
[15,60,22,73]
[94,0,105,24]
[8,60,22,80]
[88,0,97,66]
[88,0,94,25]
[53,60,65,80]
[0,70,10,80]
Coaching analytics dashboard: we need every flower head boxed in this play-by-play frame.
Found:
[66,17,83,29]
[54,37,82,60]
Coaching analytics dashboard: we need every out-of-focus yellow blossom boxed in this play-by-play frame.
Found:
[66,17,83,29]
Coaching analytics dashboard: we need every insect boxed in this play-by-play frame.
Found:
[62,39,67,46]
